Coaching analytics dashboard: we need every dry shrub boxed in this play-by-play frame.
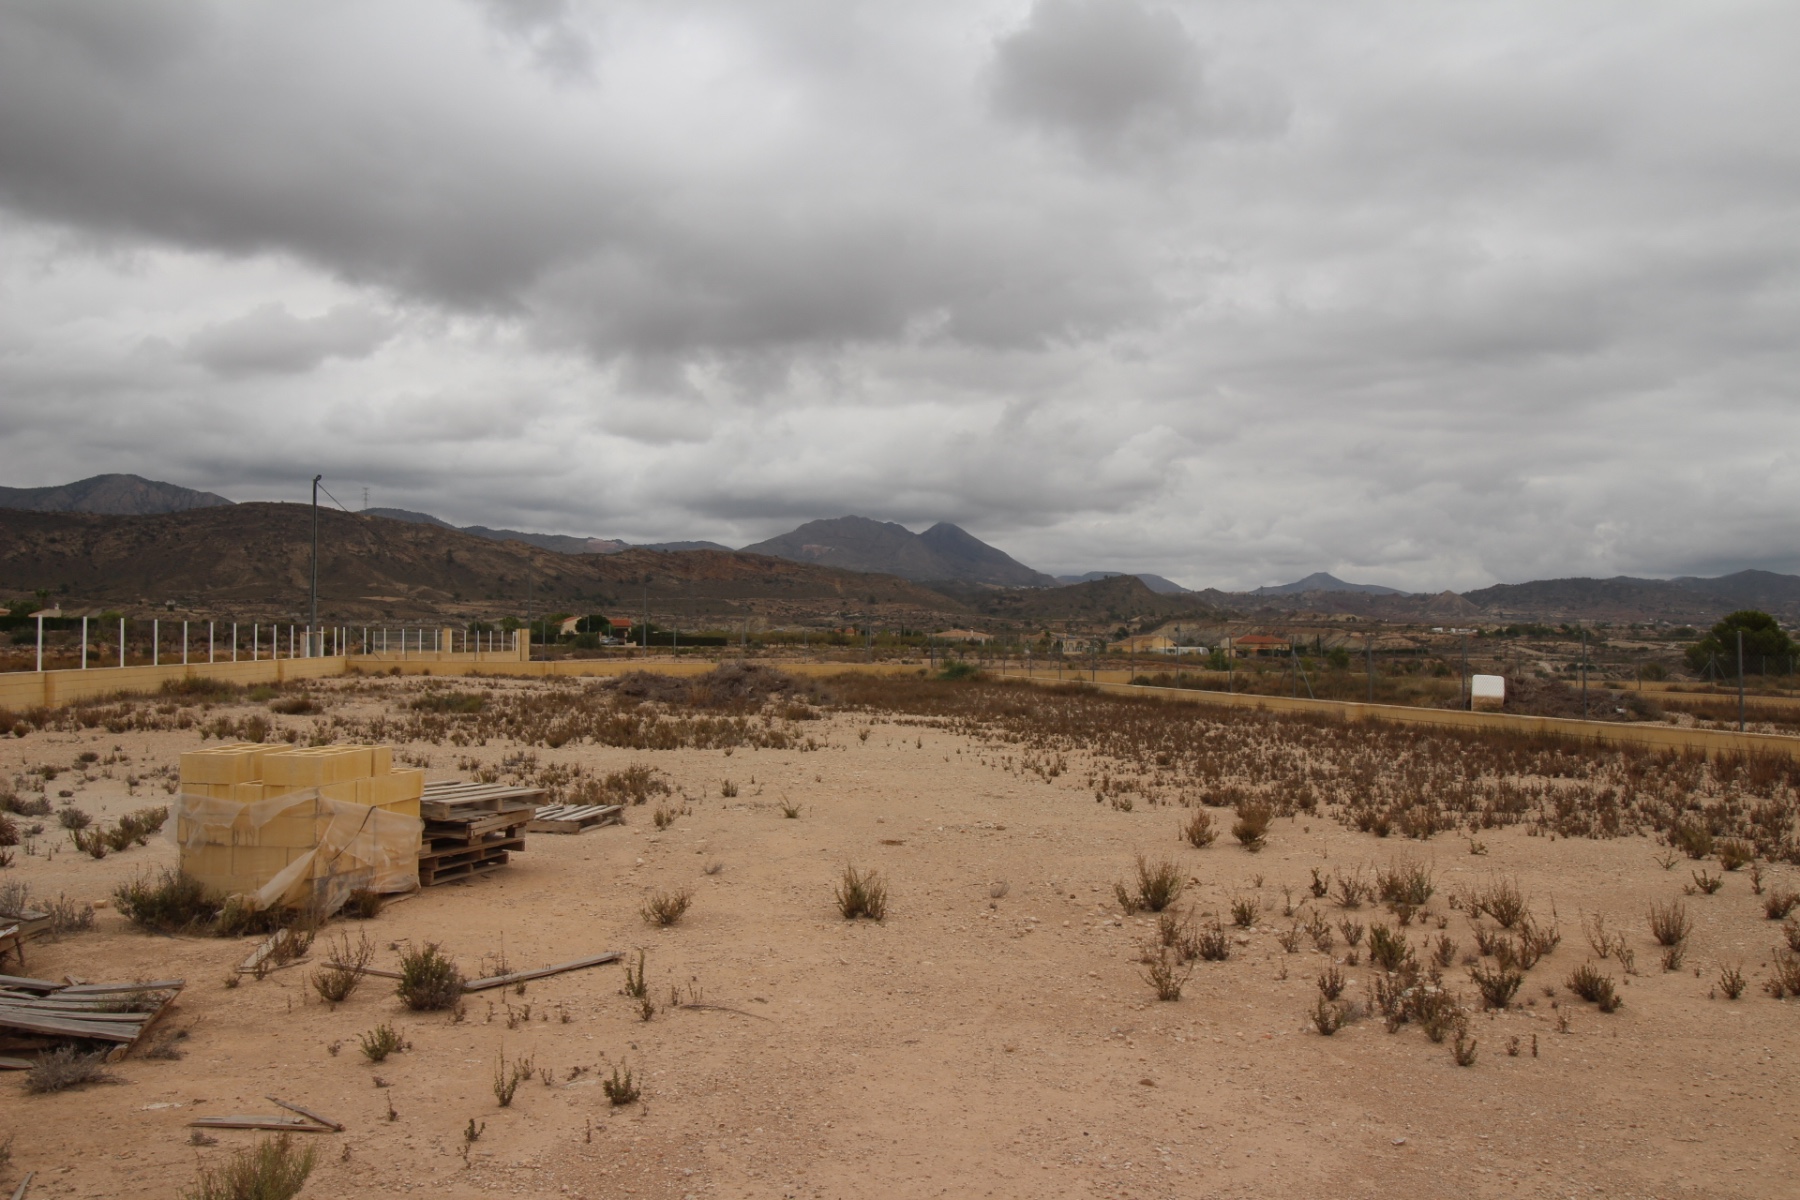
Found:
[1368,923,1414,973]
[312,931,375,1004]
[1472,877,1527,929]
[1231,799,1272,851]
[397,942,464,1010]
[1763,951,1800,998]
[604,1062,641,1105]
[836,865,888,920]
[640,888,693,927]
[1567,963,1622,1011]
[358,1022,409,1063]
[1717,963,1747,1000]
[1141,945,1193,1001]
[342,888,384,919]
[25,1047,117,1094]
[114,868,222,932]
[1190,916,1232,962]
[1317,964,1346,1001]
[1118,854,1184,913]
[181,1133,315,1200]
[1648,900,1692,947]
[1716,839,1754,871]
[1229,894,1258,929]
[1469,963,1522,1010]
[1375,858,1435,907]
[1181,809,1216,848]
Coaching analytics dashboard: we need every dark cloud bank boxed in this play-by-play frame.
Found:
[0,0,1795,590]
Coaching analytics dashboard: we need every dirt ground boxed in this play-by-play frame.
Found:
[1,678,1797,1200]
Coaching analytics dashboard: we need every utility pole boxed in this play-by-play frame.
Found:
[1580,626,1588,718]
[643,585,649,650]
[310,474,322,658]
[525,555,534,663]
[1366,632,1374,703]
[1738,628,1746,732]
[1461,634,1469,710]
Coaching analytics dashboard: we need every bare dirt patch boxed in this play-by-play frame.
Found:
[1,673,1796,1198]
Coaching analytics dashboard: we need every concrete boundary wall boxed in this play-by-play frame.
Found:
[0,656,348,711]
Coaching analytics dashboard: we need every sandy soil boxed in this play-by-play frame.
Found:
[1,681,1797,1200]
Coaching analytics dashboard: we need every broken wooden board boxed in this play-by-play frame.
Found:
[0,977,183,1060]
[461,951,623,993]
[527,804,624,834]
[190,1115,335,1133]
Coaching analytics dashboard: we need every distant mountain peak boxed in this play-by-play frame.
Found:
[1056,571,1190,595]
[1252,572,1402,597]
[741,516,1055,586]
[0,473,233,516]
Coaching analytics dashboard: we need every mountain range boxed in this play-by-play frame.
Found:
[5,474,1799,623]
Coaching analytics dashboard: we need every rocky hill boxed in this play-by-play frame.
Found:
[0,506,962,622]
[741,516,1057,586]
[0,474,232,515]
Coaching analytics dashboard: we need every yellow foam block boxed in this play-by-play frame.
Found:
[263,746,375,787]
[180,844,235,882]
[230,783,266,803]
[231,846,294,880]
[376,797,421,820]
[179,743,268,787]
[370,769,425,806]
[370,746,393,774]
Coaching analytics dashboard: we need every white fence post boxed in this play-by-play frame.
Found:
[183,620,189,665]
[153,618,159,666]
[81,615,88,670]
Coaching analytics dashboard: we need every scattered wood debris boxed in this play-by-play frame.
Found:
[0,975,184,1062]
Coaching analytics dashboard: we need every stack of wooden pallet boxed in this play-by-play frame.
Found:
[0,974,185,1066]
[419,781,542,886]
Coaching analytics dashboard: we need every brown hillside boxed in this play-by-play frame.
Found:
[0,505,963,622]
[944,573,1220,626]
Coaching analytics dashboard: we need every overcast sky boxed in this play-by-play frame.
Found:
[1,0,1795,591]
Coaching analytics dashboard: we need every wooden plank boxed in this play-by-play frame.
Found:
[322,962,404,980]
[0,1056,32,1070]
[418,836,524,869]
[10,1170,34,1200]
[0,1005,145,1024]
[189,1115,335,1133]
[110,992,178,1062]
[423,808,534,842]
[0,974,62,993]
[61,980,185,995]
[460,951,622,993]
[267,1095,345,1132]
[0,1011,139,1041]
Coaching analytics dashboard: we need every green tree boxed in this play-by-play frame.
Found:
[1685,610,1793,676]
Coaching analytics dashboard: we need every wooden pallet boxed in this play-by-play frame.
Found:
[418,836,523,886]
[424,806,534,844]
[527,804,623,834]
[419,851,511,886]
[420,781,545,822]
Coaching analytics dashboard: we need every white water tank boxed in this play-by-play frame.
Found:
[1471,674,1505,711]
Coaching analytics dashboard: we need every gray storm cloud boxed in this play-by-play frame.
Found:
[0,0,1795,590]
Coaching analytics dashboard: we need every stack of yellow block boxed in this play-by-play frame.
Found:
[178,742,425,898]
